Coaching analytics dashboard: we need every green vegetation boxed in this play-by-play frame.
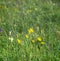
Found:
[0,0,60,61]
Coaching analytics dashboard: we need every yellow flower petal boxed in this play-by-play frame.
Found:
[37,37,42,41]
[32,40,35,43]
[41,42,45,44]
[28,28,34,34]
[17,39,21,44]
[25,34,29,39]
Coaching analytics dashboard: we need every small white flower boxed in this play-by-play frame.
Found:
[9,31,12,35]
[9,37,14,42]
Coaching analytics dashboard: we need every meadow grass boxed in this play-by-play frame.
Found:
[0,0,60,61]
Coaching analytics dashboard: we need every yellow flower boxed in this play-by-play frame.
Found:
[37,37,42,42]
[25,34,29,39]
[17,39,21,44]
[41,42,45,44]
[32,40,35,43]
[28,28,34,34]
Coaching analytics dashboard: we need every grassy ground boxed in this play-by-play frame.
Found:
[0,0,60,61]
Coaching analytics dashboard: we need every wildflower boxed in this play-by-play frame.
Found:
[9,37,14,42]
[17,39,21,44]
[41,42,45,44]
[29,10,32,13]
[32,40,35,43]
[37,37,42,42]
[28,28,34,34]
[9,31,12,35]
[25,34,29,39]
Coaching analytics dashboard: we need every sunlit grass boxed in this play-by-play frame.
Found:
[0,0,60,61]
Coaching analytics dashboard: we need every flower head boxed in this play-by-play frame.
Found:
[25,34,29,39]
[9,31,12,35]
[28,28,34,34]
[41,42,45,45]
[32,40,35,43]
[9,37,14,42]
[37,37,42,42]
[17,39,21,44]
